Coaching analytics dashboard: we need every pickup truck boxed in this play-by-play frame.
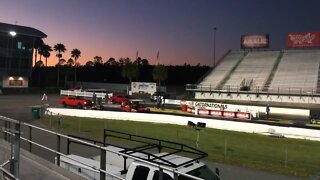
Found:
[59,96,93,109]
[58,129,221,180]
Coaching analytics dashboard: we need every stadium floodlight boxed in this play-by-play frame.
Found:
[9,31,16,37]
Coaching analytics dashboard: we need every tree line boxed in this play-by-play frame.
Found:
[32,41,210,88]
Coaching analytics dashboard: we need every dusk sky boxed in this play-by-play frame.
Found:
[1,0,320,66]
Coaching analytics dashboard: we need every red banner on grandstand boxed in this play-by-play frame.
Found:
[287,32,320,48]
[241,34,269,48]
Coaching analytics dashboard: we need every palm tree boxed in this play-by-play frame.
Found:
[54,43,66,88]
[71,48,81,85]
[121,60,139,84]
[152,64,168,86]
[39,44,52,66]
[33,39,44,66]
[42,51,51,66]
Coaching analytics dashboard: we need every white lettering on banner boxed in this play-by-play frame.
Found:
[210,110,222,116]
[199,109,209,115]
[224,112,235,117]
[194,102,227,110]
[289,33,315,45]
[236,112,250,119]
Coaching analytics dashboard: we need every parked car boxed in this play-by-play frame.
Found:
[121,99,150,112]
[59,96,93,109]
[109,94,129,104]
[150,91,170,102]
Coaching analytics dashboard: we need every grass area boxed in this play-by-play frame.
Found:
[37,115,320,178]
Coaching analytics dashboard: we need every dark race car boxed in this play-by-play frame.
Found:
[121,99,150,112]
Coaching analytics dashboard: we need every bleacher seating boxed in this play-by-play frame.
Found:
[198,49,320,94]
[200,51,245,88]
[224,51,280,89]
[269,50,320,93]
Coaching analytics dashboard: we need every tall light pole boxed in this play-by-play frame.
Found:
[213,27,217,67]
[8,31,16,73]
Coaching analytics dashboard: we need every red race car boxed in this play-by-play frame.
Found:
[59,96,93,109]
[121,99,150,112]
[109,94,129,104]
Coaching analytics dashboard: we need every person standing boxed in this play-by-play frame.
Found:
[156,95,161,109]
[266,104,270,119]
[92,92,97,105]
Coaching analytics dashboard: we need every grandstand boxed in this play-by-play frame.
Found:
[269,49,320,93]
[187,49,320,104]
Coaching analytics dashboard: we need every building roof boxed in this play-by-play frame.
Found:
[0,22,47,38]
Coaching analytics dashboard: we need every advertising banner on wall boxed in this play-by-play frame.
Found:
[287,32,320,48]
[241,34,269,48]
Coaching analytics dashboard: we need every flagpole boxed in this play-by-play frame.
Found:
[157,51,159,64]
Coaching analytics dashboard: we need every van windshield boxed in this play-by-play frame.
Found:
[179,165,220,180]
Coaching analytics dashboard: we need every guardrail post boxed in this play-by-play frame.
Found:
[56,135,61,166]
[28,126,32,152]
[67,138,70,154]
[103,129,106,147]
[4,121,8,141]
[100,148,106,180]
[10,121,20,178]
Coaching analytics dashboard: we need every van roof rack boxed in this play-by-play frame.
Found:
[67,128,208,169]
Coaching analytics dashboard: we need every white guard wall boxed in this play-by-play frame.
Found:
[131,82,157,95]
[47,108,320,141]
[165,99,309,116]
[2,76,28,88]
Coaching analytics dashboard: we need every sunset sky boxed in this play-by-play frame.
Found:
[1,0,320,66]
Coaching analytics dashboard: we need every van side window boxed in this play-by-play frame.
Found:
[152,170,173,180]
[132,165,150,180]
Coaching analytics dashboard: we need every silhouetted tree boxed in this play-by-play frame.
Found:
[119,57,131,66]
[40,44,52,66]
[59,58,66,66]
[35,60,44,67]
[71,48,81,85]
[141,58,149,66]
[152,64,168,86]
[54,43,66,88]
[93,56,103,65]
[34,39,44,66]
[104,57,119,66]
[121,60,139,83]
[67,58,74,66]
[85,60,94,67]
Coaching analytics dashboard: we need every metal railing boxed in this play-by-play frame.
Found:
[0,114,212,180]
[186,84,319,97]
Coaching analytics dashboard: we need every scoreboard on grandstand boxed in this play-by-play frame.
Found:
[241,34,269,49]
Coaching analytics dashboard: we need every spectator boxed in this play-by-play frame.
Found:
[156,95,161,109]
[41,93,48,101]
[161,96,165,110]
[93,92,97,105]
[266,104,270,119]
